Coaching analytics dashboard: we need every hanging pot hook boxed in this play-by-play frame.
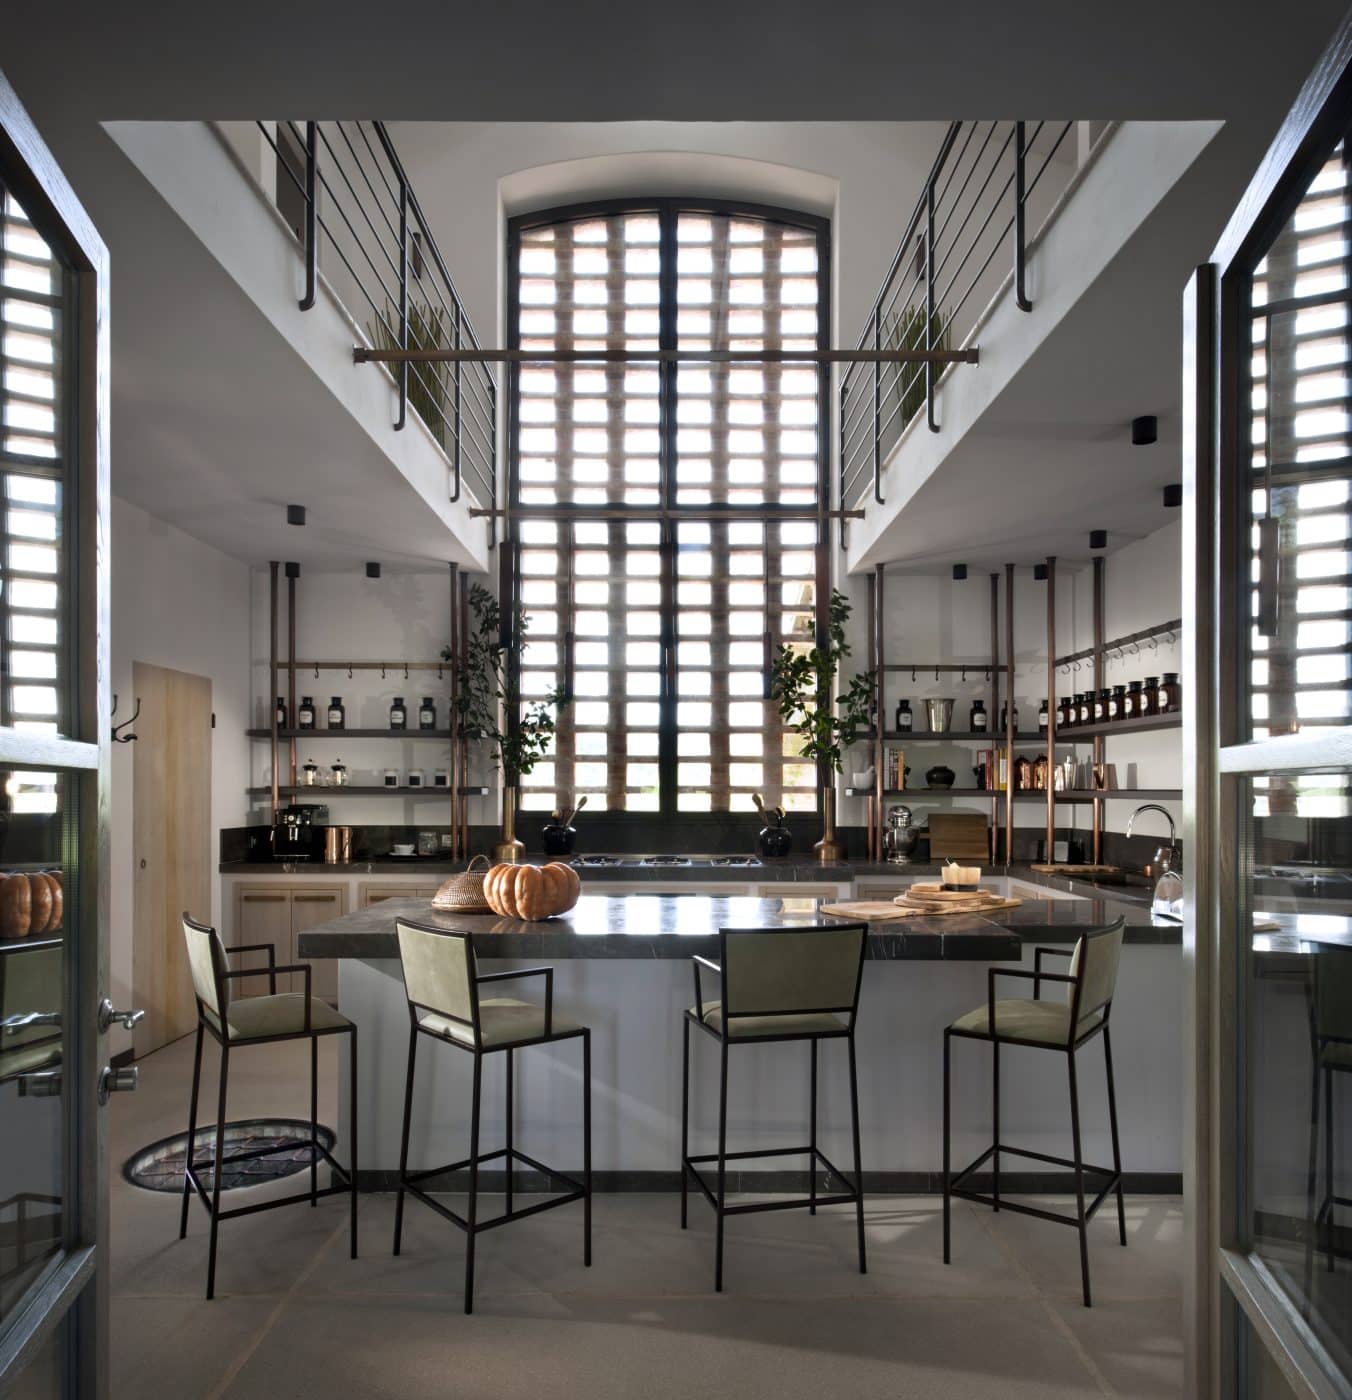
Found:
[1151,636,1159,652]
[314,663,319,680]
[380,663,386,681]
[404,662,409,681]
[349,664,354,680]
[934,667,939,683]
[438,663,444,681]
[984,667,991,682]
[961,667,966,684]
[911,666,916,683]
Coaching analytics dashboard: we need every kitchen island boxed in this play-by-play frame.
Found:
[297,881,1183,1190]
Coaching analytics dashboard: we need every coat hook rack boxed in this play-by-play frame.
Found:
[111,694,140,744]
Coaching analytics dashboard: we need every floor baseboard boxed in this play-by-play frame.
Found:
[354,1168,1181,1194]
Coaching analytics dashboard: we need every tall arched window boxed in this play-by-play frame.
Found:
[508,199,829,818]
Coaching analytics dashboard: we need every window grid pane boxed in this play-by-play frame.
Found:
[512,204,824,815]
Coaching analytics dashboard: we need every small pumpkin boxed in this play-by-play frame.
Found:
[0,873,32,939]
[28,873,53,935]
[483,861,580,920]
[46,872,63,932]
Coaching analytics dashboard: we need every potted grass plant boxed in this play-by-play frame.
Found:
[769,588,875,862]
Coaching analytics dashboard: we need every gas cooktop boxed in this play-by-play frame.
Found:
[568,854,764,869]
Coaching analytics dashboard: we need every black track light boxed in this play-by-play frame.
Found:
[284,561,300,580]
[1131,415,1157,446]
[952,563,968,580]
[366,562,382,579]
[1089,529,1107,550]
[1033,563,1049,581]
[1163,483,1182,508]
[286,504,306,526]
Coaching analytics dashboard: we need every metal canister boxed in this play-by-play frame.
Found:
[323,826,353,863]
[882,804,918,865]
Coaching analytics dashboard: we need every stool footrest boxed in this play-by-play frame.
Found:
[684,1145,861,1218]
[185,1140,354,1225]
[949,1142,1120,1228]
[400,1146,585,1236]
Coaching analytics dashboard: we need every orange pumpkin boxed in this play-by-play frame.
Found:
[483,861,580,920]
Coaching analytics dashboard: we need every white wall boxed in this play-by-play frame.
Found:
[110,497,252,1056]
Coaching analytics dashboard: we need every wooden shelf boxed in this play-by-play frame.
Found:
[876,730,1042,743]
[247,729,456,739]
[1059,788,1182,802]
[248,785,489,798]
[847,786,996,798]
[1050,713,1182,742]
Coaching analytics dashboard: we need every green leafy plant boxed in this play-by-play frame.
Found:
[368,301,451,451]
[769,589,875,776]
[445,584,567,784]
[882,303,950,435]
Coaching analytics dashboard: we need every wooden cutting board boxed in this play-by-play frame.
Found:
[893,885,1024,915]
[1029,863,1120,875]
[819,900,921,922]
[927,812,991,860]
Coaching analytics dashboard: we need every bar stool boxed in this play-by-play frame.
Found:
[681,921,869,1291]
[943,917,1126,1307]
[179,914,358,1300]
[392,918,592,1314]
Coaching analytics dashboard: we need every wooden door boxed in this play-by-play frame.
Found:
[133,662,212,1056]
[234,885,295,994]
[289,887,346,1002]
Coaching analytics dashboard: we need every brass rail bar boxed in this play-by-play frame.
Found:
[355,346,980,366]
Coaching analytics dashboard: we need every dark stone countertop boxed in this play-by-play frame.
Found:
[295,887,1179,962]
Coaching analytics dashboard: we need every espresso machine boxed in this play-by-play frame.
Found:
[271,803,326,861]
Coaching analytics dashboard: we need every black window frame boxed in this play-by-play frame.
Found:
[505,196,833,828]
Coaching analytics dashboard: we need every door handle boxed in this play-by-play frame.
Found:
[97,999,145,1034]
[242,893,286,902]
[17,1070,62,1098]
[98,1064,139,1106]
[293,895,336,903]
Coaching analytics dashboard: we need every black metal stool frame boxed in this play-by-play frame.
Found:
[943,925,1126,1308]
[681,922,869,1292]
[179,914,358,1301]
[391,929,591,1315]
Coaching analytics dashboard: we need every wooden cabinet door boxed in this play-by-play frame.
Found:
[359,882,440,907]
[235,885,295,993]
[290,886,347,1002]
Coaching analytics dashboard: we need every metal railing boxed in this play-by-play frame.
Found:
[256,120,496,516]
[840,120,1077,524]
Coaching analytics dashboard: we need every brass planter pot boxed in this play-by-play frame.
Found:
[493,785,526,864]
[813,786,844,863]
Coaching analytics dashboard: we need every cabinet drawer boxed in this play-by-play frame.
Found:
[359,883,440,908]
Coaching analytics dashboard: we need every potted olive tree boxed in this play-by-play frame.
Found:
[769,588,875,862]
[447,583,566,862]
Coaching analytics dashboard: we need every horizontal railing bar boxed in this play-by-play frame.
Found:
[1054,618,1183,667]
[358,346,979,366]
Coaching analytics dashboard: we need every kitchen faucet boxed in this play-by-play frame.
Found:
[1125,803,1183,920]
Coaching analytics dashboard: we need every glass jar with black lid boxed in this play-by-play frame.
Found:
[1123,679,1144,719]
[1077,692,1092,725]
[1141,677,1159,718]
[1157,672,1182,714]
[1108,684,1127,721]
[1059,695,1075,729]
[297,696,316,730]
[389,696,408,730]
[327,696,345,730]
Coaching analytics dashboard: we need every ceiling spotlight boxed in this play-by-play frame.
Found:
[1131,415,1157,446]
[286,503,307,526]
[952,563,968,580]
[1033,563,1049,581]
[366,562,382,579]
[284,561,300,580]
[1089,529,1107,550]
[1163,483,1182,508]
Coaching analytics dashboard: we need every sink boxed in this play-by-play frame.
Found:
[1088,871,1153,889]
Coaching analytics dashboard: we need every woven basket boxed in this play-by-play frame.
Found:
[431,854,493,912]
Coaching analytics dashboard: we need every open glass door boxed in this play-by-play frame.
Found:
[1188,22,1352,1398]
[0,72,111,1398]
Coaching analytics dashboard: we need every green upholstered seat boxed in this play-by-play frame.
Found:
[207,992,351,1042]
[950,997,1104,1046]
[419,997,576,1049]
[690,999,847,1039]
